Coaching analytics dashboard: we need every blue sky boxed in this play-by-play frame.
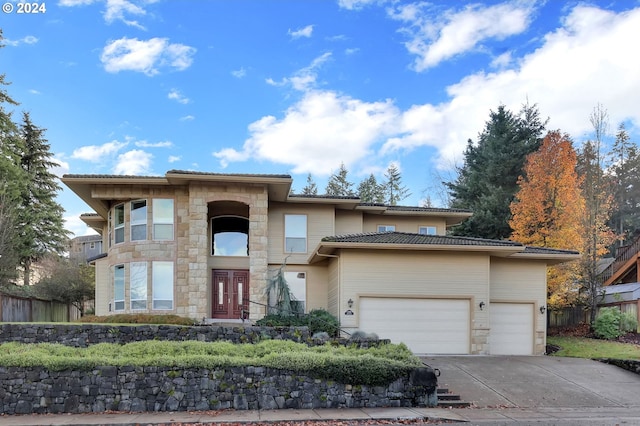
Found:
[2,0,640,237]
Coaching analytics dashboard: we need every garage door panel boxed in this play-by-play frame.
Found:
[490,303,534,355]
[359,297,470,355]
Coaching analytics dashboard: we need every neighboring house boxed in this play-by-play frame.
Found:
[69,234,103,263]
[62,170,579,356]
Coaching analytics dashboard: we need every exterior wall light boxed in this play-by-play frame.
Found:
[540,306,546,314]
[479,301,485,310]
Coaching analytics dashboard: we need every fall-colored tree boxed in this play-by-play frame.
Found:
[509,130,585,308]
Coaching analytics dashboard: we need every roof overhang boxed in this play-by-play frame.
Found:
[354,205,473,226]
[79,214,106,234]
[308,241,524,263]
[507,252,581,265]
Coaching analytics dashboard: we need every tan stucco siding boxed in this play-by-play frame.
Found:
[327,257,340,318]
[335,210,363,235]
[490,257,548,355]
[338,250,489,324]
[267,202,334,265]
[362,215,446,235]
[94,258,110,316]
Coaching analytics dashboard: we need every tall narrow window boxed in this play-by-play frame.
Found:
[152,261,174,310]
[284,214,307,253]
[284,271,306,313]
[131,200,147,241]
[153,199,174,241]
[130,262,147,310]
[114,264,125,311]
[114,204,125,244]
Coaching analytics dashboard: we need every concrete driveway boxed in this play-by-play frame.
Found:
[422,355,640,409]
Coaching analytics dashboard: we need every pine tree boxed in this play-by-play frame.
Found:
[14,112,70,285]
[447,103,547,239]
[357,174,385,203]
[301,173,318,195]
[383,163,411,206]
[325,162,355,197]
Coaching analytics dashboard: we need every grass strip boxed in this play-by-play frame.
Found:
[547,336,640,360]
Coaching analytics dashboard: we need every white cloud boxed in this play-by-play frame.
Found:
[383,5,640,168]
[135,140,173,148]
[267,52,332,91]
[113,150,153,174]
[180,115,195,121]
[59,0,98,5]
[213,90,399,175]
[231,67,247,78]
[64,214,99,238]
[50,156,70,178]
[289,25,314,39]
[71,140,127,162]
[104,0,148,29]
[4,35,39,46]
[29,89,42,95]
[168,89,190,104]
[101,37,196,76]
[390,1,535,71]
[168,155,181,163]
[338,0,383,11]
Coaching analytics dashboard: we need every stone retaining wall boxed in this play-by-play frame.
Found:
[0,323,310,347]
[0,365,437,415]
[597,358,640,375]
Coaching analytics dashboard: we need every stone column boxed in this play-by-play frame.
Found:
[248,189,269,319]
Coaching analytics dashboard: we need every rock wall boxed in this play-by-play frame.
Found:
[0,365,437,415]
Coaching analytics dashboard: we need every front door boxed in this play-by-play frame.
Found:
[212,270,249,319]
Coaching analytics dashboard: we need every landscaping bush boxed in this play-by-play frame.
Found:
[255,309,339,337]
[0,340,421,386]
[620,311,639,334]
[594,307,623,339]
[75,314,196,325]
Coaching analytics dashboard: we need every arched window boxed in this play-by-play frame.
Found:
[212,215,249,256]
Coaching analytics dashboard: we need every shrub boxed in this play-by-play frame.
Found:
[255,309,340,337]
[620,311,638,334]
[593,307,622,339]
[76,314,196,326]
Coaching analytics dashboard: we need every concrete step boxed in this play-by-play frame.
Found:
[437,387,472,408]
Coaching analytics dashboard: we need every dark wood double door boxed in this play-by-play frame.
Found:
[212,270,249,319]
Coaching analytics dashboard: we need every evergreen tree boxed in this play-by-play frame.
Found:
[301,173,318,195]
[357,174,385,203]
[383,163,411,205]
[446,103,547,239]
[607,123,640,242]
[14,112,70,285]
[325,162,355,196]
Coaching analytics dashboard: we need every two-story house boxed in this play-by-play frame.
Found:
[62,170,579,355]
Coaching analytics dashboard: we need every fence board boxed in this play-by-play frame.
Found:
[0,294,79,322]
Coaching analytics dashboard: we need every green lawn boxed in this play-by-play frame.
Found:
[548,336,640,360]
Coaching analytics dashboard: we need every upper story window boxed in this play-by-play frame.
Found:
[419,226,437,235]
[153,199,174,241]
[212,215,248,256]
[378,225,395,232]
[285,214,307,253]
[114,204,125,244]
[130,200,147,241]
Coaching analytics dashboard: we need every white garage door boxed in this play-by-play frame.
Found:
[489,303,534,355]
[359,297,470,354]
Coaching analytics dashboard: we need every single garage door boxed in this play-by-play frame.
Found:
[359,297,470,354]
[489,302,534,355]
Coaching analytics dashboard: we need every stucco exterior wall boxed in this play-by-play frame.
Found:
[362,215,446,235]
[335,210,363,235]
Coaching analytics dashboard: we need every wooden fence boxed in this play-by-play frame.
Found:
[0,294,80,322]
[548,306,591,328]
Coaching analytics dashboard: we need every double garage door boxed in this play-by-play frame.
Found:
[359,297,534,355]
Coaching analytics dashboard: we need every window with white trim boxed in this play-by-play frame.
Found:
[377,225,395,232]
[114,264,125,311]
[114,204,125,244]
[284,271,306,313]
[130,262,147,310]
[153,199,174,241]
[419,226,437,235]
[284,214,307,253]
[152,261,174,310]
[130,200,147,241]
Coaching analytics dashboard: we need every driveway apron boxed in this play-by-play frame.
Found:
[423,355,640,409]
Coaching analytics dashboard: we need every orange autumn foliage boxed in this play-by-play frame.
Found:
[510,131,585,308]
